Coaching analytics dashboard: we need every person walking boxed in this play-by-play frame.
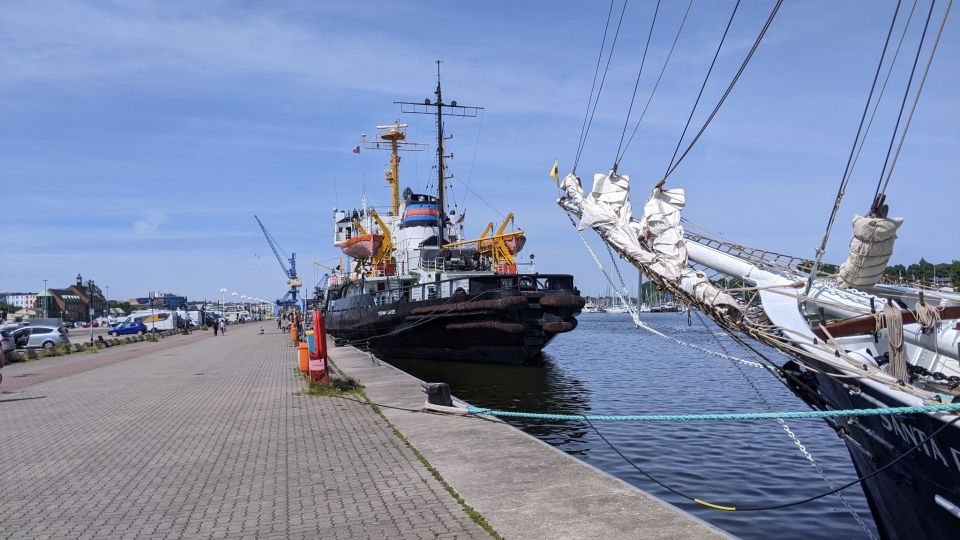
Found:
[219,318,227,335]
[213,319,219,336]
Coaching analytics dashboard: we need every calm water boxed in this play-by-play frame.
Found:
[387,313,880,539]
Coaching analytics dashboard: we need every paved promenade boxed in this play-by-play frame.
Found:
[0,325,488,539]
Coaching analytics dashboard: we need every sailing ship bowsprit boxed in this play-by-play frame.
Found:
[323,67,584,362]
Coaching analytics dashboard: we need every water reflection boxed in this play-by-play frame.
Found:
[385,353,593,454]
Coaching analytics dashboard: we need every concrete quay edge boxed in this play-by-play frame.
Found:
[327,339,732,540]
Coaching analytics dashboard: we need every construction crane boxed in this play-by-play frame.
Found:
[254,215,302,309]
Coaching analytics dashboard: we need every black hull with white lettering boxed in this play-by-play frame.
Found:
[789,359,960,540]
[323,273,584,363]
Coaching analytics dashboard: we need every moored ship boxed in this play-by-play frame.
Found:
[323,69,583,362]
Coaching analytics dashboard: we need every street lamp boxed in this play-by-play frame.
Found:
[42,279,48,318]
[218,288,227,313]
[104,285,110,321]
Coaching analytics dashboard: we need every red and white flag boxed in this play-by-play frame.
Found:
[352,145,360,154]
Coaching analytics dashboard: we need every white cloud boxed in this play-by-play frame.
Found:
[132,210,168,236]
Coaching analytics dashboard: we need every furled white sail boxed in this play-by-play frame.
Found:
[561,171,740,315]
[836,215,903,289]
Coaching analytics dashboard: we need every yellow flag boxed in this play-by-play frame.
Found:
[549,160,559,184]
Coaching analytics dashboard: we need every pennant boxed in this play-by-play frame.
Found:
[549,160,559,184]
[352,145,360,154]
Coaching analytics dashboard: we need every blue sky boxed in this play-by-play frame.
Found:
[1,0,957,302]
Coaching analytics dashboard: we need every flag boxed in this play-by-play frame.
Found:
[352,145,360,154]
[549,160,559,185]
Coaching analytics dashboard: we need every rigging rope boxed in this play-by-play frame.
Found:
[617,0,694,165]
[873,0,939,205]
[804,0,905,296]
[614,0,661,166]
[878,0,952,196]
[465,402,960,422]
[574,0,629,174]
[664,0,742,177]
[847,0,920,196]
[662,0,784,181]
[884,302,909,382]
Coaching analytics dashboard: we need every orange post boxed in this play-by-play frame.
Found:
[297,343,309,373]
[289,322,297,343]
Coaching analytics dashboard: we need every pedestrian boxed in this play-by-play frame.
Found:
[277,316,281,330]
[219,318,227,335]
[213,319,219,336]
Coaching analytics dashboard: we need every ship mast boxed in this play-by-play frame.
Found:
[364,122,425,217]
[396,61,483,246]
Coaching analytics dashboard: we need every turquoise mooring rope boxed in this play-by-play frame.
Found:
[465,402,960,422]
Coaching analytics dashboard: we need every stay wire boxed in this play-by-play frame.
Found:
[873,0,938,202]
[614,0,662,167]
[879,0,952,196]
[574,0,616,172]
[573,0,628,172]
[618,0,695,164]
[664,0,742,177]
[848,0,920,196]
[804,0,905,294]
[663,0,784,181]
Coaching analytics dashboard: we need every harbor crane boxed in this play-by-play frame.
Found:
[254,215,302,309]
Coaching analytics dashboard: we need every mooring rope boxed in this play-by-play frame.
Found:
[465,402,960,422]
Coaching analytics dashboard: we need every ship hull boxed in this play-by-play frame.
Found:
[788,358,960,540]
[323,273,583,363]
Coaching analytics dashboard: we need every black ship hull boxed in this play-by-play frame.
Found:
[787,358,960,540]
[323,273,584,363]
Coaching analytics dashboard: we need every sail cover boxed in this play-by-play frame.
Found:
[561,171,740,315]
[836,215,903,289]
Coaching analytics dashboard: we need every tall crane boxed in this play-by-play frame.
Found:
[254,215,302,309]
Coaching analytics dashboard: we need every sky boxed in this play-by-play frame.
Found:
[1,0,957,302]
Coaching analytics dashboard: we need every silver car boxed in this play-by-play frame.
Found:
[12,325,71,351]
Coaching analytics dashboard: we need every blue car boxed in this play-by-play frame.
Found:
[108,322,147,336]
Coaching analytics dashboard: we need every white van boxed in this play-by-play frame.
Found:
[124,310,179,332]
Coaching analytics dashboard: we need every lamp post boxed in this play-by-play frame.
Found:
[42,279,48,318]
[218,288,227,315]
[104,285,110,321]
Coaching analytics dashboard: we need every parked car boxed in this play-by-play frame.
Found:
[11,325,71,350]
[108,322,147,336]
[1,329,14,356]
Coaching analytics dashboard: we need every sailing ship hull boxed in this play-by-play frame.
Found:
[789,359,960,540]
[323,273,584,363]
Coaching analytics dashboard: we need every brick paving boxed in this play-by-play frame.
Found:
[0,324,490,539]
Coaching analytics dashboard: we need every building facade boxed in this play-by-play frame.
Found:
[0,292,38,309]
[42,274,106,322]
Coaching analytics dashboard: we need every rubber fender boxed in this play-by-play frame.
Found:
[539,294,587,309]
[446,321,527,334]
[542,320,578,333]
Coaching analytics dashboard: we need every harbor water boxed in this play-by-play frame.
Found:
[386,312,880,540]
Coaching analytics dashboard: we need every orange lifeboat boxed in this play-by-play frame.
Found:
[337,233,383,259]
[479,232,526,255]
